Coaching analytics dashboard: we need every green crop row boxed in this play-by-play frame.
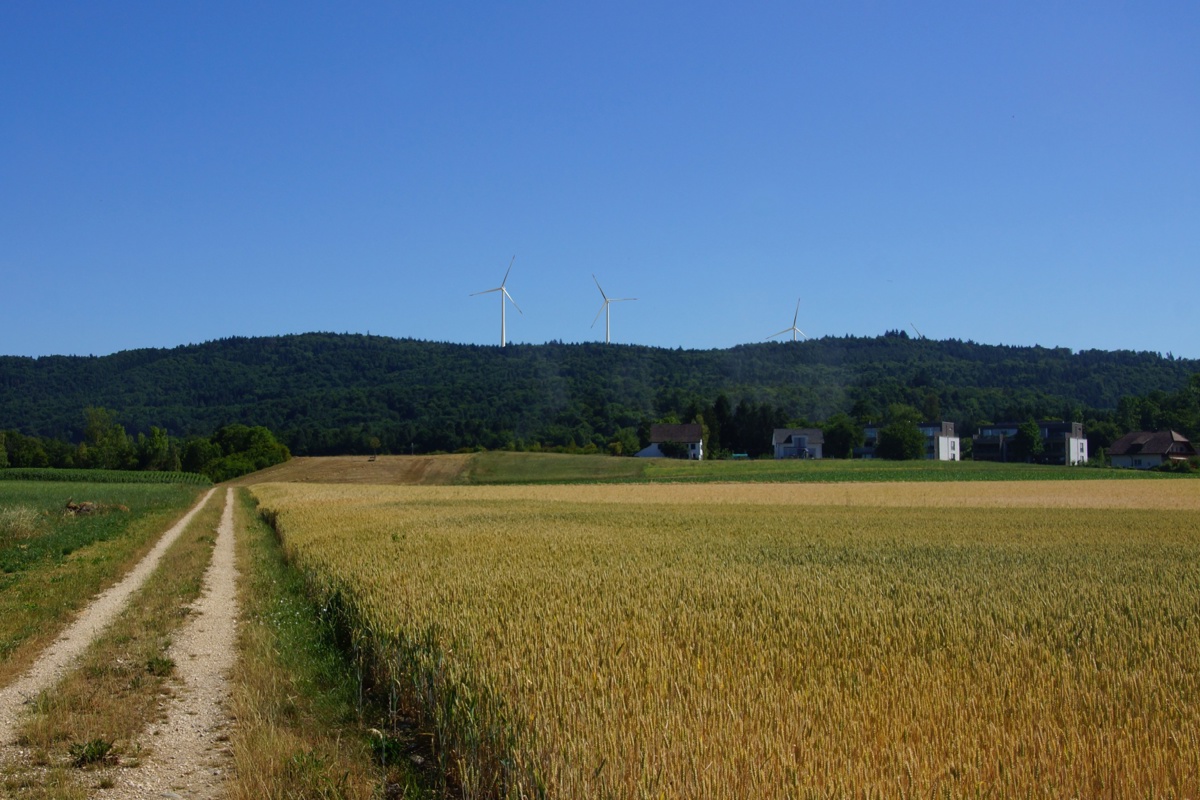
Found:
[0,468,210,485]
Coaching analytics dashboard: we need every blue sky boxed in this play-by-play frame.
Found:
[2,2,1197,358]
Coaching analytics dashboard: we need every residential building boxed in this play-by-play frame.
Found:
[636,423,704,460]
[918,421,960,461]
[1108,430,1196,469]
[772,428,823,459]
[973,421,1088,465]
[855,421,959,461]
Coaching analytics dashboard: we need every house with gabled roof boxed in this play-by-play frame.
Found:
[1108,430,1196,469]
[772,428,823,459]
[636,423,704,460]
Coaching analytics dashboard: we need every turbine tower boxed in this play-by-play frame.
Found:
[591,275,636,344]
[470,256,523,347]
[767,298,807,342]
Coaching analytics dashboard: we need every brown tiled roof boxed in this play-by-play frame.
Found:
[650,423,703,443]
[1108,430,1195,457]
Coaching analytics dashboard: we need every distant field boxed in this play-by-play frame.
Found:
[253,481,1200,797]
[234,451,1192,486]
[226,454,474,486]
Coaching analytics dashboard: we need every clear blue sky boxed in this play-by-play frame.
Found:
[3,2,1197,358]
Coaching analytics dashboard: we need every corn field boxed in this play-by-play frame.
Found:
[252,481,1200,799]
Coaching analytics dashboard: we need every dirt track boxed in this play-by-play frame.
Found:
[0,488,241,799]
[104,488,239,799]
[0,489,215,746]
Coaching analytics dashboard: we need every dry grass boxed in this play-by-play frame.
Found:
[253,480,1200,799]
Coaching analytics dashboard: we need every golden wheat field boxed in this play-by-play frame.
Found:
[251,481,1200,799]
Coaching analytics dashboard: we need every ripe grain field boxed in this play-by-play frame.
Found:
[252,481,1200,799]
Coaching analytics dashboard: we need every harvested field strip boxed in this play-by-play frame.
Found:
[227,454,472,486]
[253,482,1200,799]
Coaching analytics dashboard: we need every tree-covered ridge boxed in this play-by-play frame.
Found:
[1,332,1197,456]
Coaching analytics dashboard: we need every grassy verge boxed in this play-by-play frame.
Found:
[0,482,208,687]
[4,489,223,797]
[229,488,434,800]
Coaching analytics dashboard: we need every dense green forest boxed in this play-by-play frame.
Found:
[1,332,1198,457]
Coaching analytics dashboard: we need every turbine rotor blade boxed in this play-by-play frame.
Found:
[792,298,800,326]
[767,328,791,340]
[592,302,607,327]
[592,274,607,300]
[470,287,502,296]
[611,297,636,302]
[501,255,515,287]
[503,288,523,315]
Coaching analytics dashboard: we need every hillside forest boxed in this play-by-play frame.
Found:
[2,333,1199,476]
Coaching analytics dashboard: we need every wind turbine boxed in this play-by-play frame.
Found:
[767,298,807,342]
[470,256,523,347]
[591,275,636,344]
[910,322,925,340]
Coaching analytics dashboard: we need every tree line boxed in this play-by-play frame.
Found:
[2,333,1198,461]
[0,408,290,482]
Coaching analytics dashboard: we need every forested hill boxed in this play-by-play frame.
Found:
[2,332,1197,454]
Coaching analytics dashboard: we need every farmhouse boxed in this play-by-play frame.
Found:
[1107,430,1196,469]
[973,421,1088,465]
[772,428,823,459]
[636,423,704,460]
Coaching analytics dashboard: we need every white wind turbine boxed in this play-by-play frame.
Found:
[470,256,523,347]
[767,298,807,342]
[591,274,636,344]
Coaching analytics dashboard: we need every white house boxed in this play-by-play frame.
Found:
[636,423,704,460]
[772,428,823,459]
[1108,430,1195,469]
